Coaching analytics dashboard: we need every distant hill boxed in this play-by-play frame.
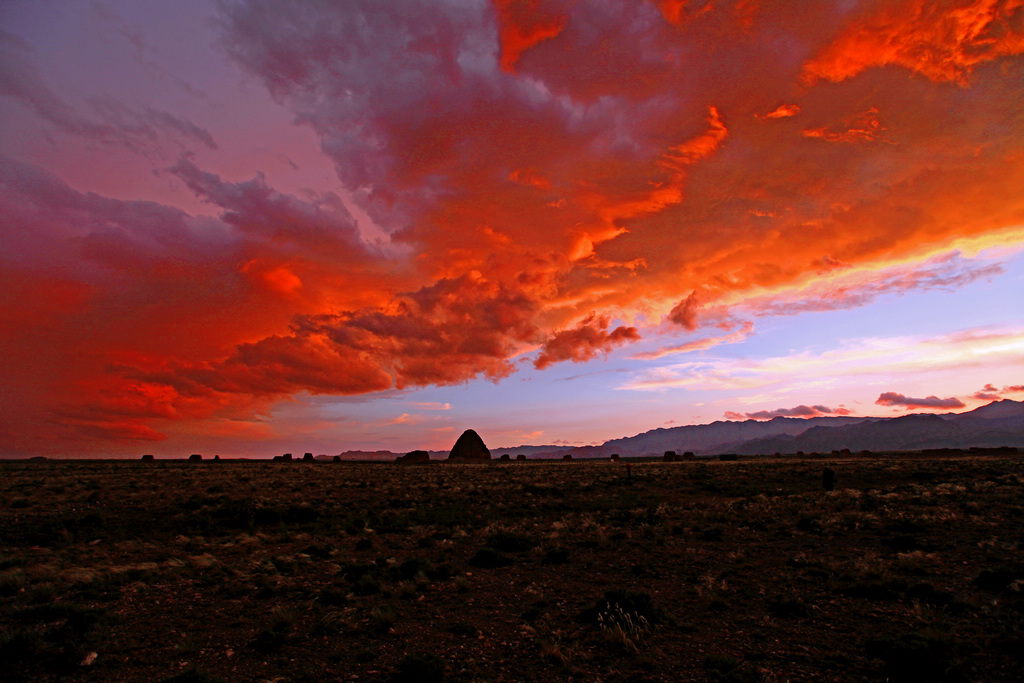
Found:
[723,400,1024,455]
[491,400,1024,458]
[327,400,1024,460]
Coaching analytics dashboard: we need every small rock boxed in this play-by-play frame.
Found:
[80,652,98,666]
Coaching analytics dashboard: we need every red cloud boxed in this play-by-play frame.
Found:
[875,392,966,409]
[802,0,1024,85]
[492,0,566,73]
[534,313,640,369]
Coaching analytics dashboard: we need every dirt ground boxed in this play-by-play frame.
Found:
[2,454,1023,682]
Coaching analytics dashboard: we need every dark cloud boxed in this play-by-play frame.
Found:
[0,32,215,155]
[741,404,849,420]
[875,392,966,409]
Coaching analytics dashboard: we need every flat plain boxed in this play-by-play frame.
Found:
[2,455,1023,682]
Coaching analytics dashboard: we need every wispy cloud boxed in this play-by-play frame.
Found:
[622,326,1024,392]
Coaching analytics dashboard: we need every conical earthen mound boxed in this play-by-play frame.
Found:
[448,429,491,461]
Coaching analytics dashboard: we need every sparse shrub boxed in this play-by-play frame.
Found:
[703,653,762,682]
[796,514,822,533]
[317,586,347,607]
[426,563,452,580]
[973,564,1024,591]
[905,582,955,606]
[248,608,295,653]
[253,506,281,527]
[865,630,964,681]
[469,547,514,568]
[883,534,922,552]
[833,576,905,601]
[283,504,318,524]
[488,530,537,553]
[597,602,650,652]
[447,620,477,636]
[160,667,227,683]
[542,547,570,564]
[352,574,382,596]
[580,589,663,626]
[393,557,429,581]
[768,596,810,618]
[371,605,395,633]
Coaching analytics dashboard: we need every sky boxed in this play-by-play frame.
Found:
[1,0,1023,458]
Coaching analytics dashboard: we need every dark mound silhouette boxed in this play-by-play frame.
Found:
[448,430,490,461]
[397,450,431,463]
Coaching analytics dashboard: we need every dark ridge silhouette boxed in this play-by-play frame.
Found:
[733,401,1024,454]
[447,430,491,461]
[302,453,315,462]
[188,453,202,462]
[141,454,154,461]
[499,453,511,461]
[516,454,527,461]
[664,450,682,462]
[562,454,572,460]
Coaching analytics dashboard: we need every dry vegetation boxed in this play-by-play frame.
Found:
[2,455,1023,682]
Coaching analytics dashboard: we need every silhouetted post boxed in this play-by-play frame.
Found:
[822,467,835,491]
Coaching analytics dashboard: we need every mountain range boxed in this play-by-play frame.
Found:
[329,399,1024,460]
[510,399,1024,458]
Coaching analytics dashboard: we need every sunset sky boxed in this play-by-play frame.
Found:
[2,0,1023,458]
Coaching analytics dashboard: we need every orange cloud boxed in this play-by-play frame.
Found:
[757,104,801,120]
[802,0,1024,85]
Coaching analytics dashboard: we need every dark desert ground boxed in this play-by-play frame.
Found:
[3,453,1023,682]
